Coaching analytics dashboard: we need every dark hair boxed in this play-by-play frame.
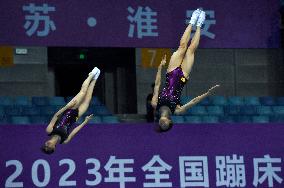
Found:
[155,121,173,133]
[41,145,55,155]
[154,106,174,132]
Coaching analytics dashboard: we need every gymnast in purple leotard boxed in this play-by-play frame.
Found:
[156,66,187,115]
[151,9,220,132]
[47,109,79,144]
[41,67,101,154]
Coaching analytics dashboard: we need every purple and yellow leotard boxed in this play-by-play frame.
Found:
[48,109,78,143]
[156,67,187,114]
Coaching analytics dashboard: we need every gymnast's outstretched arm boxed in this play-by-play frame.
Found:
[151,55,167,108]
[175,85,220,115]
[63,114,93,144]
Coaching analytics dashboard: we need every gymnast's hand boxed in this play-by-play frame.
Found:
[85,114,94,122]
[160,54,167,67]
[207,85,220,95]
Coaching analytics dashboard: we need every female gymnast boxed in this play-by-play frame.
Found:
[151,9,220,131]
[41,67,101,154]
